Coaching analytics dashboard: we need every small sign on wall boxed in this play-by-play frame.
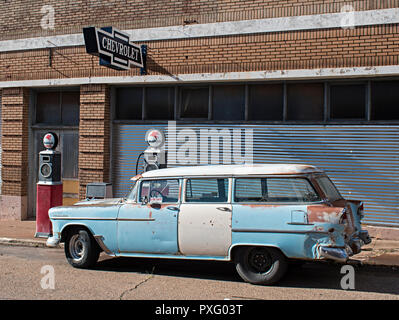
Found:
[83,26,146,71]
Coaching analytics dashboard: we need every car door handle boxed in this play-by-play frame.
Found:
[216,207,231,212]
[167,206,180,212]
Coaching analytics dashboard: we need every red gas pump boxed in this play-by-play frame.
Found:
[35,132,63,238]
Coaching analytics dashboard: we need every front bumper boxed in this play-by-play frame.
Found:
[46,233,61,247]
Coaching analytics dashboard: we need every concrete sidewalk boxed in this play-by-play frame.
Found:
[0,220,398,268]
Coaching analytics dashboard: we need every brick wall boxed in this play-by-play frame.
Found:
[1,0,398,41]
[1,24,398,82]
[79,84,110,200]
[0,88,29,197]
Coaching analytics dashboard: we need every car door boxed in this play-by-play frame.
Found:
[178,177,232,257]
[117,178,181,254]
[231,177,322,258]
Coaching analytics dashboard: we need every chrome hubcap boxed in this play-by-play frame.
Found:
[69,234,86,261]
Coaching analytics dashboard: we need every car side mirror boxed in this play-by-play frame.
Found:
[141,196,148,205]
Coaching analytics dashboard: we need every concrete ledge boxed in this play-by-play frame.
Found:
[0,237,62,248]
[365,225,399,241]
[0,195,28,220]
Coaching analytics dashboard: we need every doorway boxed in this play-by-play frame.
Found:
[28,90,80,217]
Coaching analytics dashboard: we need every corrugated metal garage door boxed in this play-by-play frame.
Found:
[0,92,2,192]
[113,124,399,227]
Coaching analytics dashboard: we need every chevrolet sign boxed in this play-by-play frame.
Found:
[83,26,144,70]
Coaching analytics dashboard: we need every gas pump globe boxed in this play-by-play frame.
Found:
[143,129,167,172]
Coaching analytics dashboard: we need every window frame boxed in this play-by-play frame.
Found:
[177,85,210,121]
[112,78,399,125]
[182,177,232,204]
[232,175,324,205]
[33,89,80,127]
[328,81,369,121]
[138,178,182,204]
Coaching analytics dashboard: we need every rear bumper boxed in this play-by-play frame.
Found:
[319,246,349,263]
[318,229,371,263]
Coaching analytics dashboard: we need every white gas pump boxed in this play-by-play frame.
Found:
[142,128,167,172]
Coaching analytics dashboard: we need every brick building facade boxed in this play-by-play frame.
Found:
[0,1,398,226]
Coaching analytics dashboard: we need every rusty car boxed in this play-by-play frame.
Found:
[47,164,371,285]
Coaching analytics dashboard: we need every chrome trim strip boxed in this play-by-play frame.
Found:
[51,217,156,222]
[93,235,115,256]
[117,218,156,222]
[51,217,117,220]
[232,228,329,235]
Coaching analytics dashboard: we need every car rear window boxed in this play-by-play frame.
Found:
[234,178,321,203]
[316,176,343,202]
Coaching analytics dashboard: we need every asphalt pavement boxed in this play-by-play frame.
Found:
[0,245,399,300]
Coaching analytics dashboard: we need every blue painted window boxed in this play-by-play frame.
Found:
[234,178,320,203]
[185,178,228,203]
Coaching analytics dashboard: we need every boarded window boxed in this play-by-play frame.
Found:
[212,85,245,120]
[36,91,79,125]
[61,92,80,126]
[248,84,284,120]
[371,81,399,120]
[115,87,143,120]
[145,87,175,120]
[185,178,228,203]
[287,83,324,121]
[36,92,61,124]
[330,84,366,119]
[180,87,209,119]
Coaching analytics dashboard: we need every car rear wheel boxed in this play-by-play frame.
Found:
[64,228,100,269]
[234,246,288,285]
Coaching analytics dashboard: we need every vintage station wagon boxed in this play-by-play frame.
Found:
[47,164,371,285]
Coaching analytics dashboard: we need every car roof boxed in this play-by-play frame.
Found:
[136,164,323,179]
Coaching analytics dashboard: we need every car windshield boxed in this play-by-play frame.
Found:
[316,175,343,202]
[125,181,138,201]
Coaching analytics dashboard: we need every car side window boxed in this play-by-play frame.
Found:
[234,177,320,203]
[140,179,180,204]
[185,178,229,203]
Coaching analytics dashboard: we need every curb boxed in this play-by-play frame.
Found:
[0,237,63,248]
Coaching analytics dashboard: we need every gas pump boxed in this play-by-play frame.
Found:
[35,132,63,238]
[142,129,167,172]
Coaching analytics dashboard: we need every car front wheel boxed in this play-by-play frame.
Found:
[235,246,288,285]
[64,228,100,269]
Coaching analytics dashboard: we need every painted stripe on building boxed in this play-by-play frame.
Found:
[1,65,399,89]
[0,8,398,53]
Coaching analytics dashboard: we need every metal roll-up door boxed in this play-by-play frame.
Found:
[112,124,399,227]
[0,91,2,192]
[112,124,166,198]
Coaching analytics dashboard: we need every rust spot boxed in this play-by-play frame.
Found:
[131,174,142,181]
[307,205,344,224]
[239,204,282,208]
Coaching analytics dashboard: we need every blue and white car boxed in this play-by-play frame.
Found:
[47,164,371,285]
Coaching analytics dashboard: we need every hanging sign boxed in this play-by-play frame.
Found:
[83,26,145,71]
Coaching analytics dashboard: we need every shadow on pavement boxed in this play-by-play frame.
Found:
[95,255,399,295]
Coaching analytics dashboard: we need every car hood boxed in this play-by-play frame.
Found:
[73,198,123,206]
